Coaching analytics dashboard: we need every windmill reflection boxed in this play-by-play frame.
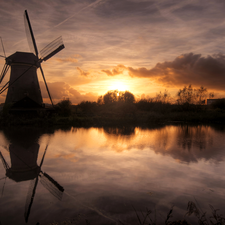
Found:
[0,128,64,223]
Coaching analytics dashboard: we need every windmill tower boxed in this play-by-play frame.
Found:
[0,10,65,108]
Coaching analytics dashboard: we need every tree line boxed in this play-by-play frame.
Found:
[95,84,214,105]
[56,84,225,116]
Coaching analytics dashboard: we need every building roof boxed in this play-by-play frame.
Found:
[6,52,39,66]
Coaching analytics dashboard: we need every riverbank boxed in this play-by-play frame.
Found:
[0,107,225,127]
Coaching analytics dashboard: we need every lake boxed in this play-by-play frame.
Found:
[0,124,225,225]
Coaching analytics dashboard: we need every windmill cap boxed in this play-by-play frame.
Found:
[6,51,40,67]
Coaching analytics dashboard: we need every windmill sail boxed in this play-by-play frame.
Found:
[0,37,6,58]
[0,63,9,85]
[40,36,65,61]
[24,177,39,223]
[0,151,8,198]
[0,151,9,170]
[24,144,47,223]
[1,177,6,197]
[24,10,38,56]
[40,172,64,200]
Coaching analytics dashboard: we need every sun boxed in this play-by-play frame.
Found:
[109,81,128,92]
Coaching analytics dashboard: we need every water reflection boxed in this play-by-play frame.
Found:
[103,126,135,136]
[0,128,64,223]
[0,124,225,225]
[177,125,213,151]
[102,124,225,163]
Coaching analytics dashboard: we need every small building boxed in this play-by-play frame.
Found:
[207,99,225,105]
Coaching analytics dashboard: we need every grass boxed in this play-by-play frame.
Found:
[1,100,225,127]
[45,201,225,225]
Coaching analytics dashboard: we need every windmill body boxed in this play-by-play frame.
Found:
[0,10,65,109]
[5,52,43,108]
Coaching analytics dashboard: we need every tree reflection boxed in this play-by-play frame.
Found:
[103,126,135,136]
[177,125,212,151]
[102,125,225,163]
[153,125,224,163]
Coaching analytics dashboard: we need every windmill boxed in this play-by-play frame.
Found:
[0,10,65,108]
[0,143,64,223]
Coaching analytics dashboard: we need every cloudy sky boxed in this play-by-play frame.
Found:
[1,0,225,104]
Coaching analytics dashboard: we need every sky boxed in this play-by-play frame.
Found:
[1,0,225,104]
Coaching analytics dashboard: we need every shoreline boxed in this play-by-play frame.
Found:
[1,109,225,127]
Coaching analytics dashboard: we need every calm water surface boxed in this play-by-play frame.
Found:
[0,125,225,225]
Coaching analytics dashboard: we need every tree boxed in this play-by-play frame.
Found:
[194,86,208,105]
[177,85,196,105]
[119,91,135,103]
[177,85,214,105]
[103,90,118,104]
[155,89,171,103]
[103,90,135,104]
[56,99,72,116]
[97,95,103,105]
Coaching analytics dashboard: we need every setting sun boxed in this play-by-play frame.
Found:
[108,81,129,92]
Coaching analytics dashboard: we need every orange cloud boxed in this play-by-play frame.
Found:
[56,57,78,63]
[77,67,90,76]
[102,64,126,76]
[40,81,98,104]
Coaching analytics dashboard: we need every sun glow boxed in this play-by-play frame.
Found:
[109,81,129,92]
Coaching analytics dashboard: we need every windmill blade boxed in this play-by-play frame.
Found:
[39,65,54,106]
[1,177,7,197]
[0,145,9,152]
[0,37,6,58]
[24,10,39,56]
[39,144,64,200]
[24,143,49,223]
[0,64,33,95]
[0,63,9,85]
[0,176,6,181]
[40,172,64,200]
[40,36,64,62]
[39,144,48,168]
[24,177,39,223]
[0,151,9,170]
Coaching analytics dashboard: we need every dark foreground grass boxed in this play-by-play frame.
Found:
[1,100,225,127]
[1,108,225,127]
[47,201,225,225]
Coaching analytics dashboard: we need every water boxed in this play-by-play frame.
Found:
[0,125,225,225]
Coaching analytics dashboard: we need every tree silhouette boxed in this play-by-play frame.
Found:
[103,90,118,104]
[103,90,135,104]
[177,85,214,105]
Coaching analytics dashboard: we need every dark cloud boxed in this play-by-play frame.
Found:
[107,53,225,90]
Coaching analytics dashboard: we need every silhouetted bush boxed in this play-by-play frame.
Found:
[55,99,72,116]
[136,99,172,113]
[78,101,98,113]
